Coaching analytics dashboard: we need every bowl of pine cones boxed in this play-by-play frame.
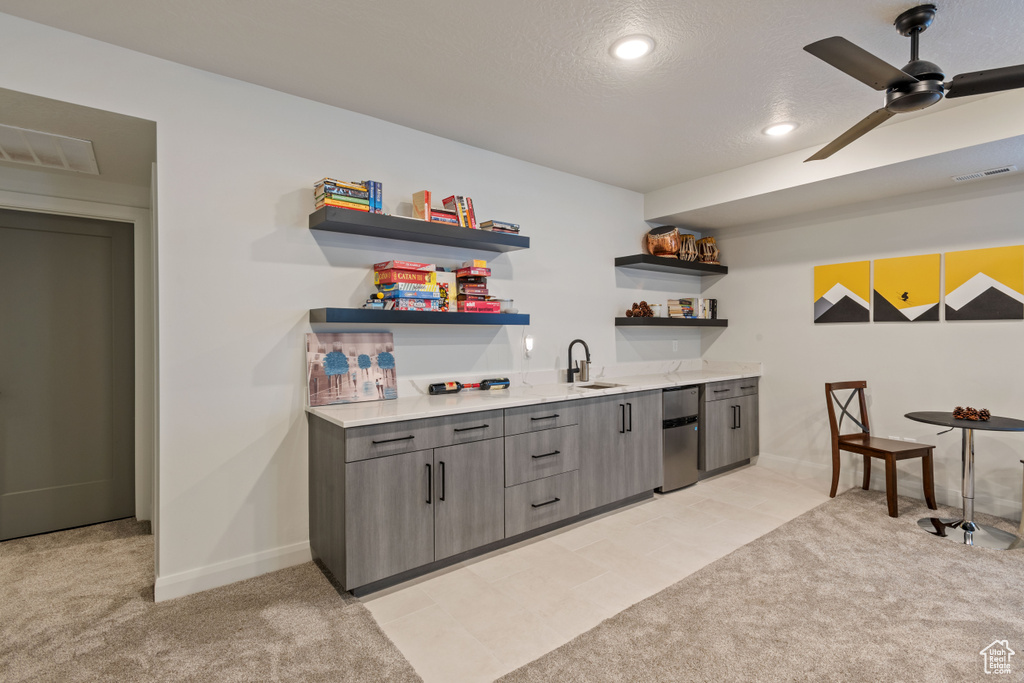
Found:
[953,406,991,421]
[625,301,655,318]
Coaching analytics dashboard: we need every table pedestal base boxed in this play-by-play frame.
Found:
[917,517,1024,549]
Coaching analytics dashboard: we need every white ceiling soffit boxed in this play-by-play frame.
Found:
[2,1,1024,194]
[644,89,1024,229]
[0,123,99,174]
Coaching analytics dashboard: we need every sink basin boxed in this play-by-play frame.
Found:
[574,382,625,390]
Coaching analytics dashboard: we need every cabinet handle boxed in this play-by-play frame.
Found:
[741,385,756,390]
[531,497,561,508]
[372,435,415,445]
[713,389,731,393]
[531,450,560,460]
[731,405,738,429]
[439,461,446,501]
[530,414,560,421]
[426,463,432,505]
[454,424,489,433]
[737,405,742,429]
[627,403,632,432]
[620,404,626,434]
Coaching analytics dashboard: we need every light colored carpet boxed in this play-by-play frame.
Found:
[500,490,1024,682]
[0,519,420,682]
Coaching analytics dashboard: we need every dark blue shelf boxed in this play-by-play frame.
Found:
[309,207,529,252]
[615,317,727,328]
[310,308,530,325]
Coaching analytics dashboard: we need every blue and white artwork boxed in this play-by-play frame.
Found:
[306,332,397,406]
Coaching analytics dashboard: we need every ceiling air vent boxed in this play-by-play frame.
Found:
[951,165,1018,183]
[0,123,99,174]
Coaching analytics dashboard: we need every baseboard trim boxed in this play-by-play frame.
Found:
[756,452,1022,522]
[153,541,311,602]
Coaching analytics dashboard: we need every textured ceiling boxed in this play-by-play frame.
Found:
[1,0,1023,195]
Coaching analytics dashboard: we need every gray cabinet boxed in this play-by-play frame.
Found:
[345,449,435,588]
[578,390,663,512]
[433,439,505,560]
[700,379,759,473]
[309,413,505,591]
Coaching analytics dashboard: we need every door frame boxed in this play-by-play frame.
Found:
[0,184,159,559]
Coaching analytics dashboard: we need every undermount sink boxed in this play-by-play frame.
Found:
[574,382,625,390]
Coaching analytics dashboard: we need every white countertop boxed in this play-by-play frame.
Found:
[307,368,761,429]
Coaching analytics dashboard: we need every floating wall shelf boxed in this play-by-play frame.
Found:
[614,317,728,328]
[309,207,530,253]
[614,254,727,276]
[311,308,531,326]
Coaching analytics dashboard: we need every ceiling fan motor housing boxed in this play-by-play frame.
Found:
[885,79,944,112]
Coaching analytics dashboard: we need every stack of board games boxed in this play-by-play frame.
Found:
[315,177,382,214]
[371,260,442,312]
[456,260,500,313]
[479,220,520,234]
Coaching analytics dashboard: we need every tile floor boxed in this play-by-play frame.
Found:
[361,463,830,683]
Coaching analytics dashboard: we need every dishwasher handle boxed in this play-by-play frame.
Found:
[663,415,698,429]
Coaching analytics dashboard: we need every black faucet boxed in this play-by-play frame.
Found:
[567,339,590,383]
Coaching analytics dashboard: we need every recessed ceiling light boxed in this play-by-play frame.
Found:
[763,122,798,136]
[611,35,654,61]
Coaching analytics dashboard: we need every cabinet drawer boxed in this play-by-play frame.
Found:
[702,377,759,402]
[504,401,579,436]
[345,420,445,462]
[344,409,504,463]
[504,425,579,486]
[504,471,580,538]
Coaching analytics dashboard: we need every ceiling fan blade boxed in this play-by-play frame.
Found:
[805,109,896,162]
[945,64,1024,98]
[804,37,918,90]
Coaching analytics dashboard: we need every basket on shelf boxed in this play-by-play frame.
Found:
[644,226,680,258]
[696,236,720,265]
[679,234,698,261]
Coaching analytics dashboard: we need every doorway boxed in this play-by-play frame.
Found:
[0,208,135,540]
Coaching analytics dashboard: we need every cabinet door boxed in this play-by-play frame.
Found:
[701,399,735,472]
[433,439,505,561]
[622,390,664,496]
[733,393,759,461]
[345,449,434,589]
[578,394,628,511]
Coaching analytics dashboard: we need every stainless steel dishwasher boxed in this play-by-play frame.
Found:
[658,386,699,492]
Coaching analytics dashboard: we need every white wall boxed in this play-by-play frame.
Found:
[0,14,704,599]
[703,178,1024,520]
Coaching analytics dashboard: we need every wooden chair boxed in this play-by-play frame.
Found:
[825,381,938,517]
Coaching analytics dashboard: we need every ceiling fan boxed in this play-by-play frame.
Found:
[803,3,1024,161]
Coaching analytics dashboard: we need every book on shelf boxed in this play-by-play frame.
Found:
[316,198,370,212]
[429,210,460,225]
[374,270,437,285]
[464,197,478,230]
[385,298,442,311]
[377,282,440,293]
[382,290,441,300]
[479,220,520,232]
[441,195,475,228]
[412,190,431,220]
[315,187,369,201]
[457,286,489,296]
[361,180,382,213]
[435,272,456,312]
[373,260,435,272]
[457,300,501,313]
[316,178,366,192]
[455,266,491,278]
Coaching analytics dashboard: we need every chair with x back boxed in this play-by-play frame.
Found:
[825,381,938,518]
